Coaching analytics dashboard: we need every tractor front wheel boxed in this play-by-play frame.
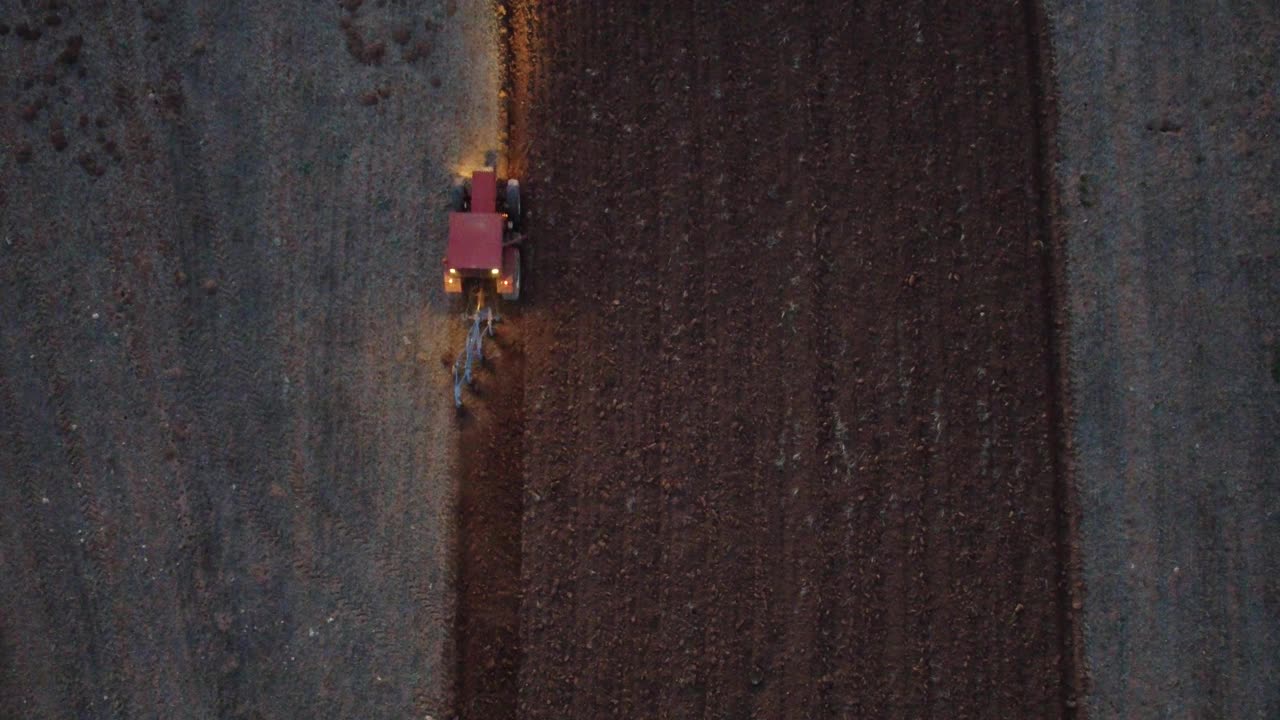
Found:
[505,179,521,230]
[450,181,469,212]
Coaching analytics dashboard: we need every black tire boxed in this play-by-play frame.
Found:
[450,182,469,212]
[500,248,521,301]
[505,179,521,230]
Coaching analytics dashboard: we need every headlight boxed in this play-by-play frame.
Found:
[491,268,500,275]
[448,268,458,275]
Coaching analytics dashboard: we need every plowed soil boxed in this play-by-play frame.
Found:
[504,1,1080,717]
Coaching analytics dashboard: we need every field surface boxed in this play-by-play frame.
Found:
[1048,2,1279,717]
[0,1,498,716]
[4,1,1276,719]
[509,1,1078,717]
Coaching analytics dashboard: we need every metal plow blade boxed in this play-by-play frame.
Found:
[452,290,499,409]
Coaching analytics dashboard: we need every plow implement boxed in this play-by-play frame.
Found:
[452,288,499,409]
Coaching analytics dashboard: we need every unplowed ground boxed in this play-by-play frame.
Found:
[1049,2,1280,716]
[0,2,499,717]
[505,1,1080,717]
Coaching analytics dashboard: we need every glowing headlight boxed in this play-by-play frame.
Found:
[449,268,458,275]
[491,268,501,275]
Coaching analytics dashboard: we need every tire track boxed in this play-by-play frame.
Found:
[1021,0,1086,712]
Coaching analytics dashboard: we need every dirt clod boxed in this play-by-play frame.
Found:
[15,23,41,42]
[342,26,384,65]
[58,35,83,64]
[362,40,385,64]
[76,152,105,177]
[49,124,68,151]
[159,76,185,114]
[403,39,432,63]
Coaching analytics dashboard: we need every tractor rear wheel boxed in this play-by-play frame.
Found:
[500,248,521,301]
[505,179,521,230]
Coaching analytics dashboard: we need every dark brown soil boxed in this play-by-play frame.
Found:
[454,297,526,720]
[500,0,1080,717]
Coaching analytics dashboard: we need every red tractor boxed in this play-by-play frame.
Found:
[442,169,522,301]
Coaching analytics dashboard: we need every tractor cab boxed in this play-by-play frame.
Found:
[443,169,522,300]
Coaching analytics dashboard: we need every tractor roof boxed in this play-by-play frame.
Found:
[446,212,504,271]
